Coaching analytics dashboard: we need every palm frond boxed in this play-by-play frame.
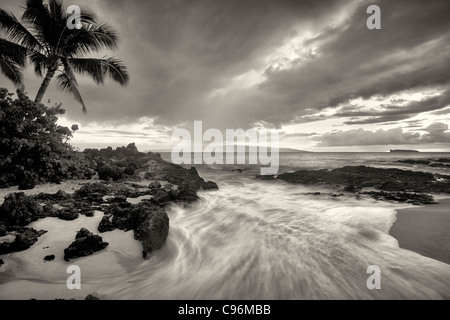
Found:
[62,21,119,56]
[0,58,23,84]
[28,50,47,77]
[55,72,86,113]
[0,38,27,66]
[22,0,66,52]
[48,0,65,21]
[0,9,43,51]
[60,57,77,86]
[69,57,129,86]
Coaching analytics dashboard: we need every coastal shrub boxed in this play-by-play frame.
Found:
[0,88,94,188]
[83,143,149,181]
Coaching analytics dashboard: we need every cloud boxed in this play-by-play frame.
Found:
[1,0,450,134]
[336,92,450,124]
[315,123,450,146]
[280,132,318,138]
[420,122,450,143]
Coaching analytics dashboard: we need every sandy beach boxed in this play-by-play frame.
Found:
[389,198,450,265]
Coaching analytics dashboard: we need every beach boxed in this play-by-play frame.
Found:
[390,198,450,265]
[2,152,450,299]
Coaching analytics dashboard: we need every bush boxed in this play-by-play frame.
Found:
[0,88,94,188]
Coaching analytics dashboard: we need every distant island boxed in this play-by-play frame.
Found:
[390,149,420,153]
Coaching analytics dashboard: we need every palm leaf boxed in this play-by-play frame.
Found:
[0,38,27,65]
[69,57,129,86]
[22,0,66,52]
[48,0,65,21]
[0,9,43,51]
[60,57,78,86]
[55,72,86,113]
[62,21,119,56]
[28,50,47,77]
[0,58,23,84]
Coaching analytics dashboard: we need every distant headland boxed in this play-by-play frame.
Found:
[390,149,420,153]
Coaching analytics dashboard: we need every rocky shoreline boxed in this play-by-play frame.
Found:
[256,165,450,205]
[0,144,218,263]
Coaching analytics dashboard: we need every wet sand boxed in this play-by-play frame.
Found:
[390,199,450,265]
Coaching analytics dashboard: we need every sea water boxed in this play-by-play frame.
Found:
[97,152,450,299]
[1,153,450,299]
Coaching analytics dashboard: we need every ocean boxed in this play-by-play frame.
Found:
[1,152,450,299]
[96,152,450,299]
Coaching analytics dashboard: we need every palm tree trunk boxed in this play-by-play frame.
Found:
[34,65,58,103]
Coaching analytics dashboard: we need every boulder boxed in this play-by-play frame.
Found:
[63,228,108,261]
[103,202,169,257]
[55,209,79,221]
[97,164,124,181]
[44,254,55,261]
[98,215,115,233]
[34,190,72,202]
[0,193,43,227]
[175,184,199,203]
[106,195,127,204]
[0,228,47,254]
[153,189,171,204]
[134,205,169,258]
[74,183,111,204]
[148,181,162,189]
[202,181,219,190]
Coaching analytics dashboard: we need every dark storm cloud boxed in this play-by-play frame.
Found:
[1,0,449,131]
[250,0,450,127]
[315,123,450,147]
[336,92,450,125]
[55,0,346,127]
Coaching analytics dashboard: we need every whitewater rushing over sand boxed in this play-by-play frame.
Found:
[1,159,450,299]
[96,170,449,300]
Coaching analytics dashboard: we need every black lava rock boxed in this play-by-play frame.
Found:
[0,193,43,226]
[202,181,219,190]
[63,228,108,262]
[44,254,55,261]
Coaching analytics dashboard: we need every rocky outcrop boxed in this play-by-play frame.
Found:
[0,144,218,259]
[97,215,114,233]
[63,228,108,261]
[100,200,169,257]
[360,191,437,205]
[273,166,450,193]
[144,154,218,192]
[0,192,43,226]
[74,182,111,204]
[398,159,430,165]
[202,181,219,190]
[259,166,450,205]
[397,158,450,168]
[0,227,47,254]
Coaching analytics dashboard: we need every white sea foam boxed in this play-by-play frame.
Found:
[2,153,450,299]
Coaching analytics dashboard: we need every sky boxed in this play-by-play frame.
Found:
[1,0,450,152]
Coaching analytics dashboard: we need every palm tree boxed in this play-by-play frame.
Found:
[0,0,129,112]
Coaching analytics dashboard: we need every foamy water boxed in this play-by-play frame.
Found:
[94,171,450,299]
[1,153,450,299]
